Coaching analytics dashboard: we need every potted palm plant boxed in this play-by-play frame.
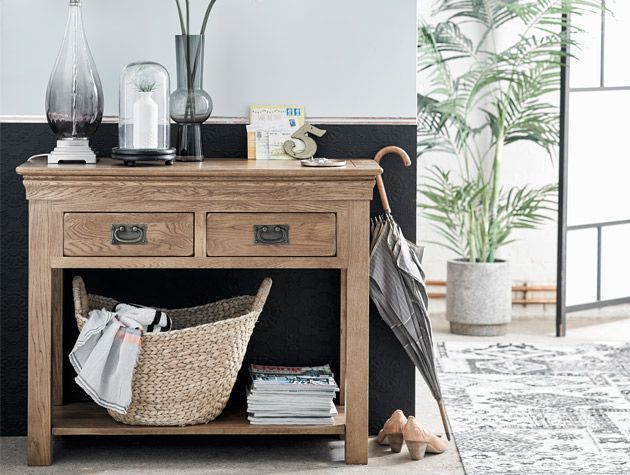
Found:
[417,0,598,335]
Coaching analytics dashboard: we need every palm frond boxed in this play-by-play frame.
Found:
[433,0,518,29]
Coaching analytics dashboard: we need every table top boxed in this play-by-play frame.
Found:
[17,157,382,179]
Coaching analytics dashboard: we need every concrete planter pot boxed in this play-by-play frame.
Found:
[446,259,511,336]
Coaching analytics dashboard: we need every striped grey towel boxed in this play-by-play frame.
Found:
[69,309,142,414]
[70,303,171,413]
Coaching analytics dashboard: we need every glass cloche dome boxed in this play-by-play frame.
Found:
[114,62,174,165]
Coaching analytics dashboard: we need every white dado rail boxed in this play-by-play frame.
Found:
[0,116,417,126]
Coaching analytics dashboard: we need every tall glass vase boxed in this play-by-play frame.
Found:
[46,0,103,163]
[170,35,213,161]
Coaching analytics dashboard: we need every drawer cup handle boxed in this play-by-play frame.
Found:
[112,224,147,245]
[254,225,289,245]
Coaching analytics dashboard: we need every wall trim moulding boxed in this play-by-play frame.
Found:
[0,115,417,126]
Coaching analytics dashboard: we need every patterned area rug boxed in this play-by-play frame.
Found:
[436,342,630,474]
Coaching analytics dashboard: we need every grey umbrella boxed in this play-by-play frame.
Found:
[369,146,450,440]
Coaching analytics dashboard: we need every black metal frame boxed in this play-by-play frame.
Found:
[556,3,630,336]
[556,12,570,337]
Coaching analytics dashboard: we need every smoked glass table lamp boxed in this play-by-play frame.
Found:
[45,0,103,164]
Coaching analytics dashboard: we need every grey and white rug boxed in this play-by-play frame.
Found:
[436,342,630,475]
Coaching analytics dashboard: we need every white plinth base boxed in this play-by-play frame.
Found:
[48,139,97,164]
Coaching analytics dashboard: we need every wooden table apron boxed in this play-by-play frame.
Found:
[16,158,381,466]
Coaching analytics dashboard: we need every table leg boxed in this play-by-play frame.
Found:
[344,201,369,464]
[339,269,347,407]
[28,201,53,466]
[52,269,63,406]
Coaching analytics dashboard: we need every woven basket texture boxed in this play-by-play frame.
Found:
[72,276,272,426]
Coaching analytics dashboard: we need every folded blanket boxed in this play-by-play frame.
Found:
[69,309,142,414]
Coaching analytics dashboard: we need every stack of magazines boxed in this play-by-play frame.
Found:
[247,364,339,425]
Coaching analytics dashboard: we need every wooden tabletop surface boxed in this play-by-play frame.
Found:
[17,157,382,178]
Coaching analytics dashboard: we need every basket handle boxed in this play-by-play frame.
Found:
[252,278,273,312]
[72,276,89,317]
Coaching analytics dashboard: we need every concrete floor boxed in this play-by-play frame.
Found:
[2,314,629,474]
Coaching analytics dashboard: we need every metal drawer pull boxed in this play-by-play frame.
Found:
[254,224,289,245]
[111,224,147,245]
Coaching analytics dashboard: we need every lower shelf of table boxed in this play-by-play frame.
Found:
[52,403,346,436]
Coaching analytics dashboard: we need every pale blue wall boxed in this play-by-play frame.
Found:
[0,0,417,118]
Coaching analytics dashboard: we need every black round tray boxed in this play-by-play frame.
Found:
[112,147,176,156]
[112,148,176,166]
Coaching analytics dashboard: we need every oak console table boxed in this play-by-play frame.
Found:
[17,158,381,466]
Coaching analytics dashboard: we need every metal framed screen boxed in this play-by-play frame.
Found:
[557,1,630,336]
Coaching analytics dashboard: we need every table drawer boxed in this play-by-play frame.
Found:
[207,213,336,257]
[64,213,194,257]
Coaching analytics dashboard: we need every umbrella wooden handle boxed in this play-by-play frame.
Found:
[374,146,412,214]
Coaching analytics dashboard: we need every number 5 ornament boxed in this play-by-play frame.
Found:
[283,124,346,167]
[283,124,326,159]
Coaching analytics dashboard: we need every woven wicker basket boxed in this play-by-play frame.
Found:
[72,276,272,426]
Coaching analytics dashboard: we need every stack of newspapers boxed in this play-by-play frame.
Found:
[247,364,339,425]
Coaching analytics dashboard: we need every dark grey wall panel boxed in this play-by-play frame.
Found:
[0,122,416,435]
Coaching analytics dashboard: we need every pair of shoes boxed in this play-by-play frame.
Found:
[377,410,448,460]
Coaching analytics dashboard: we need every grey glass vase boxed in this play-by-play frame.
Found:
[170,35,213,161]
